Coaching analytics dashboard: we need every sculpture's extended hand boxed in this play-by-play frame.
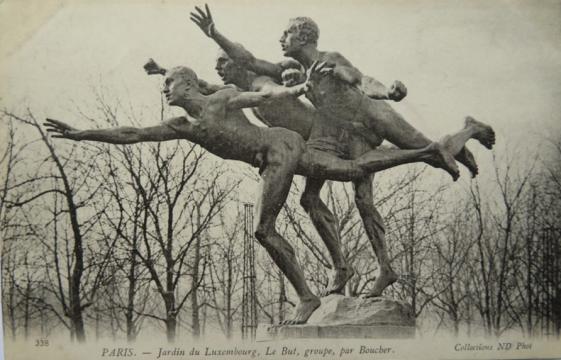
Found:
[190,4,215,37]
[44,118,81,140]
[308,61,334,80]
[387,80,407,102]
[305,61,333,91]
[144,58,167,76]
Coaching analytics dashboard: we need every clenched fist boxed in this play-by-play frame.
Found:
[387,80,407,102]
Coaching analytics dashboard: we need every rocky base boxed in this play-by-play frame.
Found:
[267,295,416,339]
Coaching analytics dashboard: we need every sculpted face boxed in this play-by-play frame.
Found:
[279,23,303,57]
[162,68,194,106]
[215,52,246,86]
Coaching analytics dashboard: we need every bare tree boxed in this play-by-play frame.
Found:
[206,211,244,338]
[94,132,237,342]
[3,110,115,342]
[429,201,477,336]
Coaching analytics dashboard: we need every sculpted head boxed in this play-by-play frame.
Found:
[280,17,319,56]
[215,49,250,87]
[162,66,199,106]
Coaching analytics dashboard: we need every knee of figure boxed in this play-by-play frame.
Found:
[254,224,295,255]
[254,223,274,243]
[286,131,306,154]
[354,194,374,210]
[299,191,318,211]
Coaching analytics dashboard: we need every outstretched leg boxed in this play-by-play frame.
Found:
[360,100,478,176]
[353,174,398,297]
[441,116,496,155]
[299,141,460,181]
[254,133,320,325]
[355,143,459,181]
[300,178,354,296]
[299,118,495,182]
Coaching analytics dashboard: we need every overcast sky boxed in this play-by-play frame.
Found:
[1,0,560,179]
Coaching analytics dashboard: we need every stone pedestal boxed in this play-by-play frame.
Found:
[267,295,415,339]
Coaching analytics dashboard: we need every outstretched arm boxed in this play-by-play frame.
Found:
[323,52,363,86]
[361,76,408,101]
[44,117,188,144]
[322,52,407,101]
[190,4,284,80]
[226,83,308,110]
[226,61,328,110]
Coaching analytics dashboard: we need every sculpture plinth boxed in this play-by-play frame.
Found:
[267,295,416,339]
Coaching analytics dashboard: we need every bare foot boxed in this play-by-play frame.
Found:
[465,116,495,149]
[280,296,321,325]
[363,269,398,298]
[455,147,478,178]
[426,142,460,181]
[319,267,354,297]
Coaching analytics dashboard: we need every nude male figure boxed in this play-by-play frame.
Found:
[189,5,493,175]
[44,64,477,323]
[45,63,490,323]
[145,55,454,299]
[191,5,496,297]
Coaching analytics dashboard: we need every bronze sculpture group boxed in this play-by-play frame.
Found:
[45,4,495,325]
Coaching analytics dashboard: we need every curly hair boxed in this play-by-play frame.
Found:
[289,17,319,45]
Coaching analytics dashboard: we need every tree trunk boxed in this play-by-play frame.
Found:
[191,236,201,338]
[225,254,232,339]
[278,270,286,324]
[163,290,177,343]
[126,247,137,342]
[69,274,86,342]
[24,282,31,340]
[166,316,177,343]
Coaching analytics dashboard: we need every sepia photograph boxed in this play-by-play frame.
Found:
[1,0,560,359]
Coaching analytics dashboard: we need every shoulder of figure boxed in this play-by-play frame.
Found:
[322,51,352,65]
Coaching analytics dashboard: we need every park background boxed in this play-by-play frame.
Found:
[0,0,560,353]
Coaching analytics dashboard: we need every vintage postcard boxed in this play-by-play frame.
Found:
[1,0,560,359]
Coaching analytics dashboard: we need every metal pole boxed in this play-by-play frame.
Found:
[241,203,257,340]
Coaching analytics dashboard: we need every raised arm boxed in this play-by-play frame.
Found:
[44,117,188,144]
[190,4,284,80]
